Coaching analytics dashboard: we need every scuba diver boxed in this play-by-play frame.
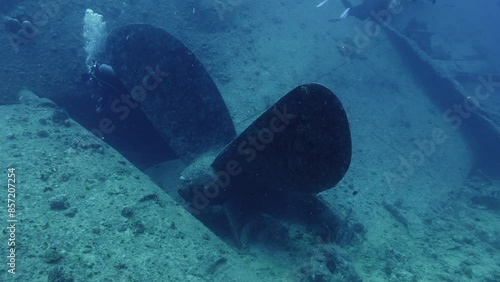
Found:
[81,61,128,113]
[332,0,436,21]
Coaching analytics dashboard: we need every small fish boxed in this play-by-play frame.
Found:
[316,0,329,8]
[340,7,350,19]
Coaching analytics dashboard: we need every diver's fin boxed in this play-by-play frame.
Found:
[212,83,351,195]
[105,24,236,164]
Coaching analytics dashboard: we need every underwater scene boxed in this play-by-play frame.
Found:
[0,0,499,281]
